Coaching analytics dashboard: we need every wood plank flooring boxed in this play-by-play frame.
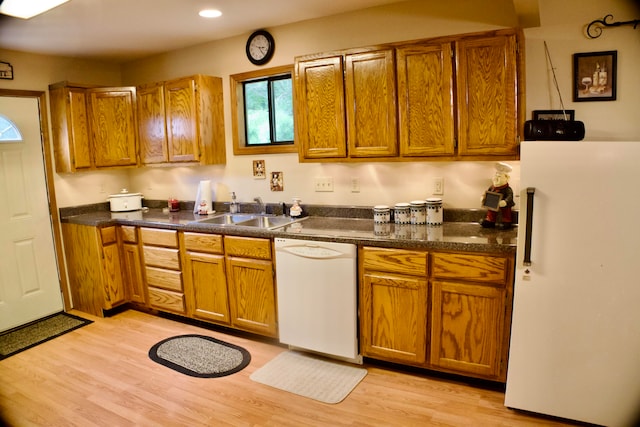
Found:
[0,309,580,427]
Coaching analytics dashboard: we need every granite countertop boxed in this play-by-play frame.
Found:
[60,202,517,254]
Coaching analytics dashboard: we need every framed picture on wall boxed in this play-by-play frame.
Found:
[573,50,617,102]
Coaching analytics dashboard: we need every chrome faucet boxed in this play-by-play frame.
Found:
[230,192,239,213]
[254,196,265,214]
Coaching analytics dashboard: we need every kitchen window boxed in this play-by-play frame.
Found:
[230,65,297,155]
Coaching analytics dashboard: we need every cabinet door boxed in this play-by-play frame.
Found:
[50,86,92,172]
[397,43,455,157]
[101,242,126,308]
[137,83,168,164]
[430,280,505,379]
[121,242,146,304]
[345,49,397,157]
[184,251,229,324]
[226,256,277,337]
[295,56,347,159]
[87,87,138,167]
[360,272,428,364]
[456,33,519,157]
[164,77,200,163]
[67,88,92,170]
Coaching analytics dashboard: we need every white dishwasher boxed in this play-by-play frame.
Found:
[274,238,361,363]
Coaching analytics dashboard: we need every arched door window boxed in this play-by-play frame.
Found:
[0,114,23,142]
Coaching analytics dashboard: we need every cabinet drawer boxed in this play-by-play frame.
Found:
[431,252,508,284]
[362,247,427,276]
[143,246,180,269]
[148,287,185,313]
[145,266,183,291]
[224,236,271,260]
[141,227,178,248]
[119,225,137,243]
[183,232,223,254]
[100,226,117,245]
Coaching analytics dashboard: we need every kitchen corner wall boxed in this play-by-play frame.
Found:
[2,0,638,211]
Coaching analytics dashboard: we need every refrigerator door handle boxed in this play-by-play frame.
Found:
[523,187,536,266]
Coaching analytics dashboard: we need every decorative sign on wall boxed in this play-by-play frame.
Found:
[0,62,13,80]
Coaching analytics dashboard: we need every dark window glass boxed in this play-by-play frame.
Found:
[243,75,293,146]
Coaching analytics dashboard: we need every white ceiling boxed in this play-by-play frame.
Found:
[0,0,410,63]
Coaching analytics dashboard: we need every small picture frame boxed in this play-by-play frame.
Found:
[270,171,283,191]
[0,61,13,80]
[532,110,575,121]
[252,160,265,179]
[573,50,617,102]
[483,191,503,212]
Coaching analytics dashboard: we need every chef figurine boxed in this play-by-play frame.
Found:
[481,162,515,229]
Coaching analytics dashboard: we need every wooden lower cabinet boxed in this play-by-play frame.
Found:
[360,247,428,364]
[224,236,277,338]
[429,252,513,382]
[359,246,514,382]
[430,280,505,379]
[62,224,126,316]
[181,232,229,324]
[118,226,146,305]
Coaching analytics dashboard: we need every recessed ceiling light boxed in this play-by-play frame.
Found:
[199,9,222,18]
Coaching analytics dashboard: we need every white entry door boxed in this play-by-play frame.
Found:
[0,95,63,331]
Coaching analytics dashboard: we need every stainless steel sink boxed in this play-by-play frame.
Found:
[191,213,257,225]
[190,213,302,229]
[234,215,298,229]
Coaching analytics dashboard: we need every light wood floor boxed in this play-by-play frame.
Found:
[0,309,580,427]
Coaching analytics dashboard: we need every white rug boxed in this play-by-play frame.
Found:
[250,351,367,404]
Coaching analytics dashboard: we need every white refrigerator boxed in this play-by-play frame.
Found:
[505,141,640,427]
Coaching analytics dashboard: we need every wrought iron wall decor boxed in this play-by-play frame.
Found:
[587,14,640,38]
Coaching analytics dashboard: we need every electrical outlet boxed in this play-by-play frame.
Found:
[433,177,444,195]
[314,176,334,192]
[351,178,360,193]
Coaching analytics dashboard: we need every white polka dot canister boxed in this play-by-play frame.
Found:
[373,205,391,223]
[394,202,411,224]
[426,197,443,226]
[410,200,427,225]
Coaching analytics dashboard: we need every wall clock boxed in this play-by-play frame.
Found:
[246,30,275,66]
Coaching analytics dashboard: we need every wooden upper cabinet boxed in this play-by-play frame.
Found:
[50,84,138,172]
[455,32,519,157]
[87,87,138,168]
[397,42,455,157]
[295,55,347,159]
[294,28,521,162]
[161,75,226,165]
[165,77,200,163]
[345,49,398,158]
[137,82,168,164]
[49,85,92,173]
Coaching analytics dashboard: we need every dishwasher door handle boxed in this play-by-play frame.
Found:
[277,245,354,260]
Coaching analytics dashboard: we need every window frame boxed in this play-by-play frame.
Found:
[230,65,297,155]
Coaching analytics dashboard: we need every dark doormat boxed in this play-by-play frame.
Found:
[0,312,93,360]
[149,334,251,378]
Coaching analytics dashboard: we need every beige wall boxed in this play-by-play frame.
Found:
[1,0,638,210]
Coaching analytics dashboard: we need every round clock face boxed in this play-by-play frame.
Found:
[246,30,275,65]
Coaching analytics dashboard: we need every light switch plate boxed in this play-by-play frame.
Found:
[433,177,444,195]
[314,176,334,192]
